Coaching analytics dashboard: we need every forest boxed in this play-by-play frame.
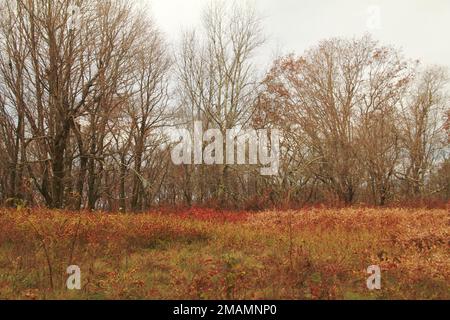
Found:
[0,0,448,212]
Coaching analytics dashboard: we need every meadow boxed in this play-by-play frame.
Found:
[0,207,448,300]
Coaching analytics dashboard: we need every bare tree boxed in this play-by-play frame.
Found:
[398,66,449,198]
[0,0,172,209]
[258,36,416,205]
[176,0,264,205]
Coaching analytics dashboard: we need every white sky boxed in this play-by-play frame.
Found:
[143,0,450,69]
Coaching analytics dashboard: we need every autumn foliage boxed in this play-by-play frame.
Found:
[0,207,448,300]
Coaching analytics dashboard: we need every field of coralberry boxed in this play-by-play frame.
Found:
[0,207,448,300]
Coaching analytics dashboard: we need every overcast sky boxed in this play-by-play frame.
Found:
[145,0,450,68]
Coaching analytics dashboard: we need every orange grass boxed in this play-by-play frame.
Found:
[0,207,448,300]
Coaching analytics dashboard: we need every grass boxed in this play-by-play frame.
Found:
[0,207,448,300]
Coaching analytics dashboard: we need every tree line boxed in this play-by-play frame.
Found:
[0,0,448,211]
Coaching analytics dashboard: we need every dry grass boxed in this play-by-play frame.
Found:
[0,207,448,300]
